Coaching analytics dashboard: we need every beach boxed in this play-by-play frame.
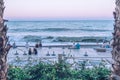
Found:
[7,43,112,67]
[6,20,113,67]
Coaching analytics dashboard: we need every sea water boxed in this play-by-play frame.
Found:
[6,20,114,45]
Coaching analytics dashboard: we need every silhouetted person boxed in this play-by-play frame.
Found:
[35,43,39,48]
[38,41,42,47]
[28,48,32,55]
[33,48,38,55]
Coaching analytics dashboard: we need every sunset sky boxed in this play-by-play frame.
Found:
[4,0,115,21]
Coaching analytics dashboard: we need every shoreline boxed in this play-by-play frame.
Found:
[13,43,103,48]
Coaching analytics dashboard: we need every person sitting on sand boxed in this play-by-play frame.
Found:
[28,48,32,55]
[75,43,80,49]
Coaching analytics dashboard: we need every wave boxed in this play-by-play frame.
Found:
[23,35,54,42]
[40,28,71,31]
[82,26,92,27]
[9,29,42,32]
[9,28,111,33]
[54,37,111,42]
[9,28,71,32]
[22,35,112,43]
[79,29,112,32]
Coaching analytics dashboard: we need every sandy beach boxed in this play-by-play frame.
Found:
[7,43,112,67]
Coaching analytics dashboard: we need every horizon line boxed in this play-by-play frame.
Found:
[8,19,114,22]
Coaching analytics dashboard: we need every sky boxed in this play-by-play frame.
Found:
[4,0,115,21]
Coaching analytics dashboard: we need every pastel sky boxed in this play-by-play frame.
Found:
[4,0,115,20]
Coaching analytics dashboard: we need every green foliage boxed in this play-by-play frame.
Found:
[8,66,30,80]
[7,61,110,80]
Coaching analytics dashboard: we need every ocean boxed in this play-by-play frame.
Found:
[6,20,114,45]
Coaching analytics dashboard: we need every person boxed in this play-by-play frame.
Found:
[28,48,32,55]
[33,48,38,55]
[25,42,29,49]
[35,42,39,48]
[38,41,42,47]
[12,42,17,49]
[75,43,80,49]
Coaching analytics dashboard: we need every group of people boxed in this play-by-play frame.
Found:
[12,41,42,55]
[28,47,38,55]
[35,42,42,48]
[25,41,42,49]
[25,41,42,55]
